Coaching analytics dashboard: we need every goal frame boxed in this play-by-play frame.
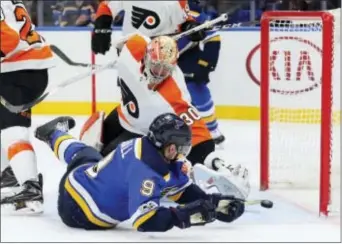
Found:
[259,11,334,216]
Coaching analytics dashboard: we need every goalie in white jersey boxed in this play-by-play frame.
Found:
[91,0,206,55]
[80,34,251,200]
[0,0,55,213]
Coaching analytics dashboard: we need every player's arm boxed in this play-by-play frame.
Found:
[129,171,216,232]
[0,6,20,59]
[201,31,221,68]
[91,1,123,54]
[189,31,221,84]
[166,162,245,224]
[174,1,206,42]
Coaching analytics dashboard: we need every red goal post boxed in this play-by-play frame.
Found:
[259,11,337,216]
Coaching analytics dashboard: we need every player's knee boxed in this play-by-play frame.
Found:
[67,147,103,172]
[0,105,31,130]
[187,139,215,165]
[1,126,31,155]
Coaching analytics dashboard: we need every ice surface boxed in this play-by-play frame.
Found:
[1,117,340,242]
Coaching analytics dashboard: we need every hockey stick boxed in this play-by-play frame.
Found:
[51,45,117,69]
[50,45,94,68]
[0,60,116,113]
[49,14,229,70]
[172,13,228,40]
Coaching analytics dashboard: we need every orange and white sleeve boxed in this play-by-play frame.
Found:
[157,77,212,146]
[0,8,20,58]
[124,34,150,62]
[95,0,123,19]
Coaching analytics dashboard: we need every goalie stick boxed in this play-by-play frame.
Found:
[50,45,103,68]
[0,14,228,113]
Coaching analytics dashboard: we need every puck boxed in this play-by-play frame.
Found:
[260,200,273,208]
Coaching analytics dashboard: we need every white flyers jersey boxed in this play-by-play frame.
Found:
[0,1,55,73]
[116,34,212,147]
[99,1,190,36]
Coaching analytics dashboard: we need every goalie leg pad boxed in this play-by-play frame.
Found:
[79,111,105,151]
[199,151,251,199]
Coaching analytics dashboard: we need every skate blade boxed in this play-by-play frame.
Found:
[1,186,22,200]
[1,201,44,215]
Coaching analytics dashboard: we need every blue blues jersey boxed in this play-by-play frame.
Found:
[177,11,221,83]
[64,137,191,229]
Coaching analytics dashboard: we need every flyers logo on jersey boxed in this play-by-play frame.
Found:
[131,6,160,30]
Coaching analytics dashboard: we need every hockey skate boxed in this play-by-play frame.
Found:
[211,129,226,148]
[1,166,20,200]
[213,134,225,146]
[35,116,76,143]
[1,173,44,214]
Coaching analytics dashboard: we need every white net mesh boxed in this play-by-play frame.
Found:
[265,13,340,214]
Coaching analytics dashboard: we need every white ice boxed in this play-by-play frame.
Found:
[1,116,340,242]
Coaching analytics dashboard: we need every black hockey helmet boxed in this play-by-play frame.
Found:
[147,113,192,156]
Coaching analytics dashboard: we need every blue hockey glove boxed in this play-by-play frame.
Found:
[170,199,216,229]
[208,194,245,223]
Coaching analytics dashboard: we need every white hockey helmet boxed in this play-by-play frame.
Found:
[144,36,179,87]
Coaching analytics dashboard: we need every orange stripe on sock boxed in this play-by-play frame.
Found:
[8,142,34,160]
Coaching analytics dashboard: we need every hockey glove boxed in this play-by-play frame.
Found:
[92,15,113,55]
[181,21,206,42]
[208,194,245,223]
[170,199,216,229]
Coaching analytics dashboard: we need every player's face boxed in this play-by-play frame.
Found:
[163,144,178,162]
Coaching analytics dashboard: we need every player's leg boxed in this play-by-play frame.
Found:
[79,107,141,156]
[35,116,114,229]
[186,82,225,146]
[1,147,20,197]
[0,69,48,213]
[101,107,141,156]
[187,139,215,165]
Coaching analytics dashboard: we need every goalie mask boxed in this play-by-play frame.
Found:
[143,36,179,87]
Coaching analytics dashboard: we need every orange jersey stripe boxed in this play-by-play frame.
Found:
[117,105,131,126]
[0,21,20,55]
[125,35,148,62]
[8,142,34,160]
[2,45,53,63]
[95,1,112,18]
[157,77,211,146]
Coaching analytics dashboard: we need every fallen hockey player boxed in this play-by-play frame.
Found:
[34,114,245,231]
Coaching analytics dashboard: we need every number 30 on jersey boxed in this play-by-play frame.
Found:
[179,107,201,126]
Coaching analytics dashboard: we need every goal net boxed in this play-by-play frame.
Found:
[260,11,340,216]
